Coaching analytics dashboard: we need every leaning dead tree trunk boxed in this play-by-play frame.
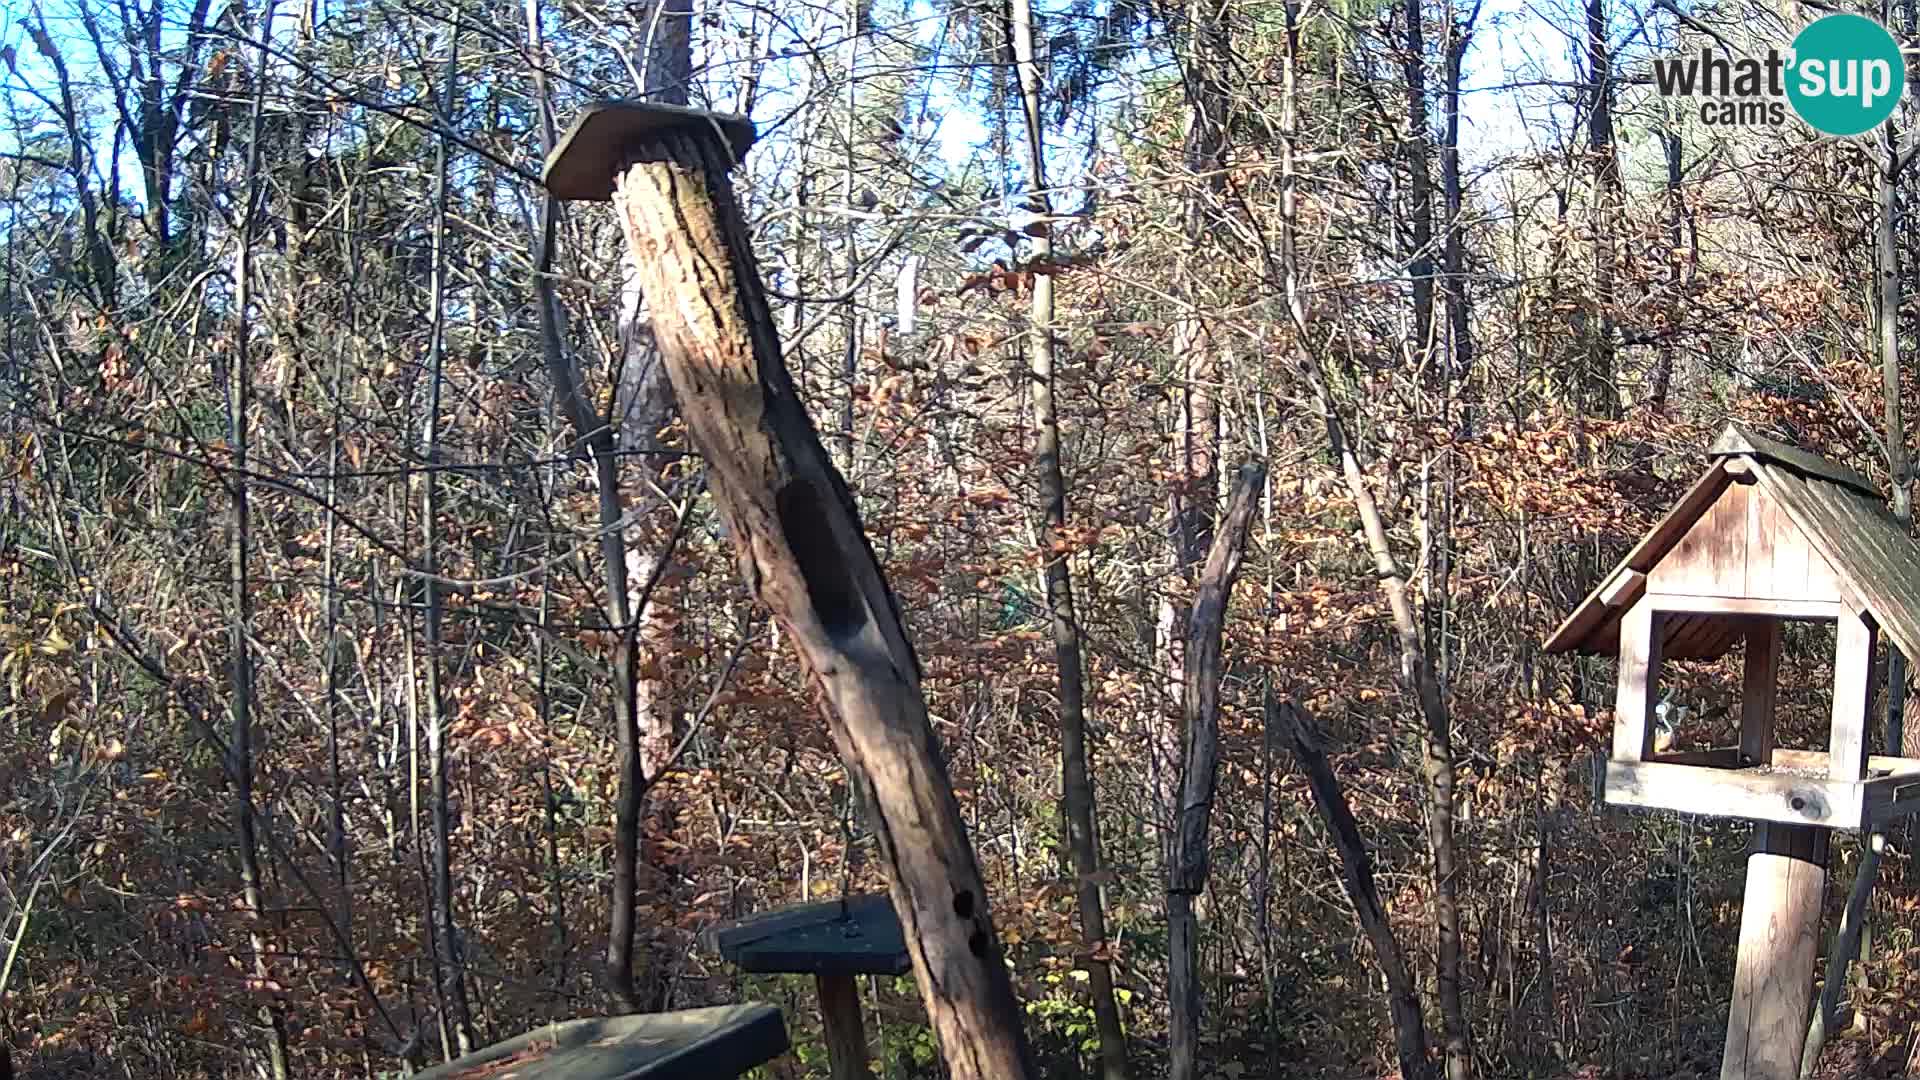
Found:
[543,104,1038,1080]
[1168,463,1263,1080]
[1278,698,1432,1079]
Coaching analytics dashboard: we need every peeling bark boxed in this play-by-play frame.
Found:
[608,127,1037,1080]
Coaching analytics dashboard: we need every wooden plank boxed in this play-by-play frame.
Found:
[1805,543,1848,607]
[1717,482,1753,597]
[1743,621,1781,767]
[413,1007,790,1080]
[708,894,896,953]
[1712,422,1878,496]
[1694,618,1751,661]
[1753,465,1920,670]
[1603,760,1863,828]
[1543,464,1731,654]
[1830,611,1876,783]
[1614,600,1661,763]
[1660,613,1700,658]
[1721,823,1829,1080]
[817,974,876,1080]
[1601,568,1647,609]
[1646,748,1744,767]
[1652,491,1728,597]
[706,894,911,977]
[541,101,757,200]
[1668,614,1727,659]
[1646,593,1843,620]
[1770,748,1920,776]
[1750,484,1814,602]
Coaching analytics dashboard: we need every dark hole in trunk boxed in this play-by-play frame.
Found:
[777,477,866,641]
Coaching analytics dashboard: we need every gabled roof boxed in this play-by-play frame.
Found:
[1544,422,1920,662]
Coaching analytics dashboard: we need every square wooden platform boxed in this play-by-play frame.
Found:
[1606,747,1920,829]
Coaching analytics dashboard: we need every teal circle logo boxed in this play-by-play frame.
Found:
[1786,14,1904,136]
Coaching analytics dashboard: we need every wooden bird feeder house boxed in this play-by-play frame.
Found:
[1546,422,1920,826]
[703,894,910,1080]
[1546,422,1920,1080]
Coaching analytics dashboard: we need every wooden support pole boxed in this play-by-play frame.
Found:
[1722,823,1829,1080]
[1741,620,1780,767]
[545,106,1038,1080]
[1830,612,1876,783]
[816,974,875,1080]
[1613,599,1661,762]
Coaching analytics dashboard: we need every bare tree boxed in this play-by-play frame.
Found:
[1008,1,1131,1074]
[228,2,290,1074]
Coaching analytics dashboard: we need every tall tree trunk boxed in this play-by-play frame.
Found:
[1008,4,1131,1076]
[527,0,691,1011]
[1290,329,1470,1079]
[1582,0,1621,417]
[1878,132,1912,530]
[1167,466,1263,1080]
[636,0,694,100]
[1439,0,1476,392]
[229,4,290,1074]
[838,0,862,466]
[420,15,475,1054]
[1650,60,1684,411]
[1160,0,1228,831]
[604,116,1039,1080]
[1403,0,1436,369]
[615,0,697,1011]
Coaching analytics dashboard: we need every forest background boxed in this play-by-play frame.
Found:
[3,0,1918,1075]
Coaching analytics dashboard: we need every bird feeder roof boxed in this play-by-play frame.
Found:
[1544,422,1920,662]
[541,101,757,201]
[702,893,912,978]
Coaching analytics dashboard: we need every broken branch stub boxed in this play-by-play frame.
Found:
[550,107,1038,1080]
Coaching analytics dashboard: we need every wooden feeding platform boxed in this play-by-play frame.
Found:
[702,894,909,1080]
[1546,422,1920,1080]
[412,1004,788,1080]
[1607,747,1920,828]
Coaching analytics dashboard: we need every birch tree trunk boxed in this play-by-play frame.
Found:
[525,0,692,1010]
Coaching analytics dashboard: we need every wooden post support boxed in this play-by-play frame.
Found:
[1830,611,1876,783]
[816,974,875,1080]
[1613,599,1662,762]
[1740,620,1780,767]
[1721,822,1829,1080]
[542,103,1038,1080]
